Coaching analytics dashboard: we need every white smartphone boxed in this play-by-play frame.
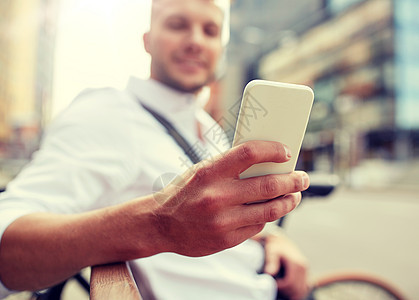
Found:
[232,79,314,179]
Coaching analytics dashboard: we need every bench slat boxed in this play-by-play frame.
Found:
[90,262,142,300]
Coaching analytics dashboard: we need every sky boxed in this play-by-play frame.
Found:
[51,0,152,118]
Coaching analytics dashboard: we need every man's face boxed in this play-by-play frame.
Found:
[144,0,224,94]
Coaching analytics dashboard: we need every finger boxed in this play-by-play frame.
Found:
[223,224,266,249]
[232,193,302,227]
[224,171,309,205]
[264,251,280,276]
[212,141,291,177]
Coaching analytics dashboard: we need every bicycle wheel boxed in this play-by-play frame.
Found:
[312,272,406,300]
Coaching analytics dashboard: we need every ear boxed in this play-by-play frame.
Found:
[143,32,151,54]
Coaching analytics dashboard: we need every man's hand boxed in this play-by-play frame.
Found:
[152,140,310,256]
[0,140,309,292]
[263,232,310,300]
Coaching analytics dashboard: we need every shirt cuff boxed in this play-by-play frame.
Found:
[0,207,37,246]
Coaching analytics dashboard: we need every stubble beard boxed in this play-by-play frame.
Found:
[151,61,215,94]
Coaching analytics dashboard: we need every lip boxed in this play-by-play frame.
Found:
[174,57,207,73]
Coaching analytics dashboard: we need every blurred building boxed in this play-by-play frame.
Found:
[0,0,58,184]
[225,0,419,179]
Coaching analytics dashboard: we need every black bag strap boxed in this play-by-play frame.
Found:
[139,102,202,164]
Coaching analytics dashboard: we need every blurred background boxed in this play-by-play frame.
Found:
[1,0,418,299]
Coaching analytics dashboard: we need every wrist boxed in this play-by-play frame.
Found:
[113,195,171,259]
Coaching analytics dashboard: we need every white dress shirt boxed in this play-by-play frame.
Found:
[0,77,276,299]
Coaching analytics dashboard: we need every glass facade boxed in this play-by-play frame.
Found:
[257,0,395,172]
[226,0,419,179]
[394,0,419,129]
[0,0,58,186]
[327,0,365,15]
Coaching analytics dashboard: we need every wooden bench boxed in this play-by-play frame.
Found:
[90,262,142,300]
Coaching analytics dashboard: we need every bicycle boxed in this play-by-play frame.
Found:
[311,271,406,300]
[281,176,409,300]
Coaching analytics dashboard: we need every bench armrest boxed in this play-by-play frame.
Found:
[90,262,142,300]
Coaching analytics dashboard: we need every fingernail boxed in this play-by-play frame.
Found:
[302,173,309,189]
[284,145,291,159]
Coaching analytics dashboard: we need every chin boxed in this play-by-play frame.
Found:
[178,82,206,93]
[167,77,211,94]
[152,63,215,93]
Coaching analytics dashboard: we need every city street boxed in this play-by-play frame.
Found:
[285,185,419,299]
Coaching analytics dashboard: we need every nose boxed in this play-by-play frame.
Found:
[184,26,205,53]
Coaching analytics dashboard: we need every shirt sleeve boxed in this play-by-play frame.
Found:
[0,88,142,294]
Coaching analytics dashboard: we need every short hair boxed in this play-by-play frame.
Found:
[150,0,230,45]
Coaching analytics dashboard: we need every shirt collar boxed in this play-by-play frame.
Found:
[126,77,210,116]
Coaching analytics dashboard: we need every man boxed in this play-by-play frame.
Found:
[0,0,310,299]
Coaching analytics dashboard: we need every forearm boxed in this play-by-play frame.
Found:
[0,196,162,291]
